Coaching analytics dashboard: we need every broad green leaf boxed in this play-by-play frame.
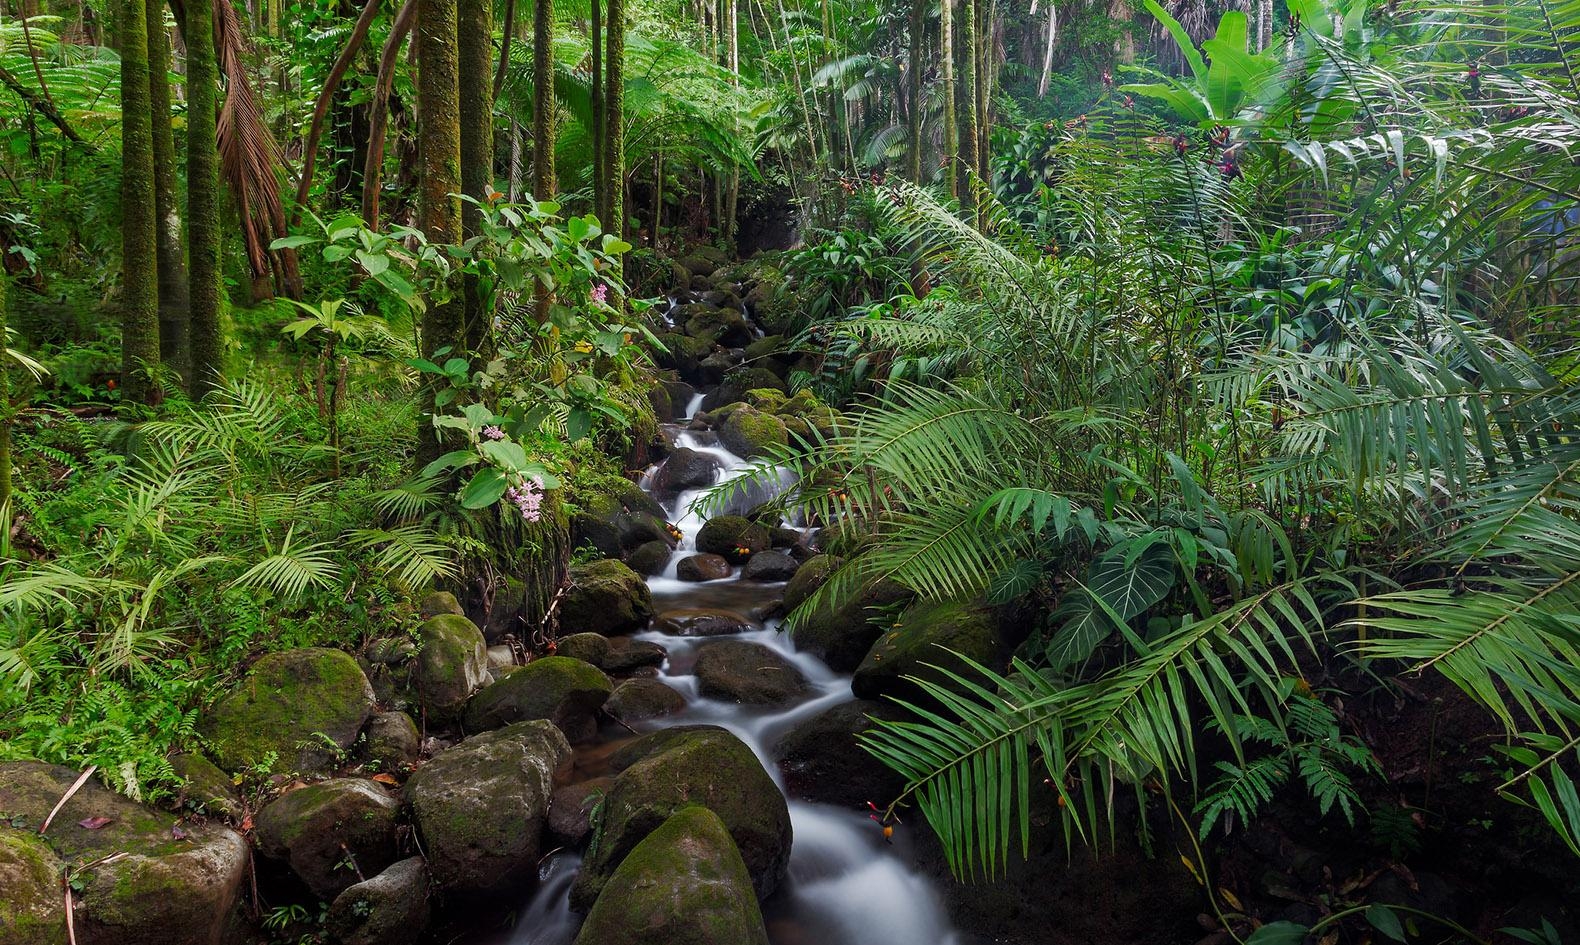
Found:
[459,468,508,509]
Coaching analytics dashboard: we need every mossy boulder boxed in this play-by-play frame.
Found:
[684,306,754,347]
[789,577,913,673]
[776,700,910,805]
[414,614,490,721]
[169,752,240,819]
[561,559,654,636]
[419,590,465,618]
[653,331,713,378]
[606,678,689,722]
[602,638,667,674]
[202,648,376,776]
[626,539,673,576]
[556,632,612,668]
[405,721,572,896]
[573,807,769,945]
[569,727,791,910]
[254,778,400,900]
[571,480,666,559]
[0,761,249,945]
[718,405,789,460]
[694,641,810,707]
[0,827,65,945]
[701,368,789,412]
[326,857,431,945]
[741,550,799,582]
[782,554,842,613]
[852,600,1006,703]
[695,515,770,560]
[463,656,613,742]
[548,778,613,847]
[363,711,421,771]
[676,553,733,582]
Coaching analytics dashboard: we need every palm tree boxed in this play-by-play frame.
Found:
[148,0,189,383]
[120,0,161,405]
[187,0,225,396]
[459,0,494,353]
[416,0,463,464]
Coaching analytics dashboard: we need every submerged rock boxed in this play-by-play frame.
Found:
[570,726,791,910]
[694,640,810,707]
[405,721,572,896]
[561,559,654,636]
[326,857,431,945]
[573,807,769,945]
[414,614,490,721]
[654,608,754,636]
[463,656,612,743]
[254,778,400,900]
[0,761,250,945]
[202,647,376,776]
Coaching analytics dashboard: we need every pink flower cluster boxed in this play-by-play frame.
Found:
[505,476,545,523]
[591,283,609,304]
[482,425,505,441]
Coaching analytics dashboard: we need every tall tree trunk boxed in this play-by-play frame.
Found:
[723,0,739,250]
[121,0,161,405]
[591,0,604,217]
[148,0,189,385]
[1257,0,1272,52]
[603,0,625,242]
[976,0,992,185]
[360,0,416,228]
[187,0,225,397]
[493,0,517,95]
[417,0,463,464]
[907,0,923,183]
[940,0,957,200]
[459,0,493,354]
[0,273,10,512]
[533,0,555,201]
[958,0,978,209]
[1037,0,1056,97]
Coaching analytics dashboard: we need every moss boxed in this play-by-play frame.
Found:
[695,515,770,560]
[0,827,65,945]
[782,554,843,613]
[741,387,789,412]
[560,559,654,635]
[414,614,488,720]
[462,655,612,739]
[852,599,1004,703]
[201,648,375,776]
[718,405,788,460]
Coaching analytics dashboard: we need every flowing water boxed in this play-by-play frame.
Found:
[481,395,962,945]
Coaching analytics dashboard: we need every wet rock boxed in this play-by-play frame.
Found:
[653,446,722,498]
[476,575,527,643]
[626,540,673,576]
[363,711,422,771]
[0,761,250,945]
[254,779,400,900]
[606,725,725,773]
[570,727,792,910]
[776,701,909,805]
[677,553,733,582]
[561,559,654,636]
[663,379,698,412]
[548,777,614,847]
[326,857,431,945]
[696,350,741,386]
[789,577,913,673]
[405,721,572,896]
[782,554,842,614]
[653,332,714,381]
[202,647,376,776]
[685,306,754,347]
[486,645,515,670]
[701,368,789,412]
[647,382,674,422]
[573,807,769,945]
[556,632,611,668]
[741,550,799,582]
[718,405,789,459]
[571,481,665,559]
[606,679,689,721]
[603,638,667,674]
[414,614,490,721]
[419,591,465,618]
[694,641,810,707]
[617,512,675,551]
[852,600,1005,704]
[654,608,754,636]
[169,752,240,819]
[696,515,771,560]
[464,656,613,742]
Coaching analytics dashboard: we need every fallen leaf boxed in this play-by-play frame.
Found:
[171,825,187,840]
[371,773,399,786]
[77,816,113,830]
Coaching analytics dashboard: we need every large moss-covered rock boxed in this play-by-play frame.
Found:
[326,857,431,945]
[363,711,421,771]
[701,368,789,412]
[561,559,654,636]
[573,807,769,945]
[695,515,770,560]
[463,656,613,742]
[202,648,375,776]
[569,727,791,910]
[414,614,490,721]
[405,721,571,896]
[169,752,240,819]
[782,554,842,613]
[789,577,913,673]
[572,479,667,559]
[0,827,65,945]
[556,632,612,668]
[776,700,909,805]
[0,761,249,945]
[606,679,689,722]
[254,778,400,900]
[627,540,673,576]
[718,405,789,460]
[852,600,1005,703]
[694,641,809,707]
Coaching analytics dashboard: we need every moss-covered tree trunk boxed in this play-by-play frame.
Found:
[187,0,225,398]
[957,0,978,211]
[0,272,10,512]
[603,0,625,242]
[459,0,494,355]
[120,0,161,406]
[907,0,923,184]
[939,0,957,201]
[976,0,992,185]
[591,0,604,217]
[148,0,189,385]
[722,0,739,250]
[417,0,463,465]
[533,0,555,202]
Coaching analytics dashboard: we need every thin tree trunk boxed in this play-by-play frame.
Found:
[0,273,10,511]
[361,0,416,228]
[533,0,555,200]
[592,0,604,217]
[603,0,625,243]
[459,0,493,353]
[976,0,992,185]
[295,0,383,221]
[121,0,161,405]
[493,0,517,96]
[1037,0,1056,98]
[723,0,739,250]
[187,0,225,396]
[940,0,957,200]
[148,0,189,384]
[958,0,978,209]
[417,0,463,464]
[1258,0,1272,51]
[907,0,922,183]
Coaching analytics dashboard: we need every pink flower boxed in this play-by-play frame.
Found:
[503,476,546,522]
[591,283,609,304]
[482,425,505,441]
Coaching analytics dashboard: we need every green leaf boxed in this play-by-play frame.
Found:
[1366,904,1407,942]
[356,250,390,276]
[270,234,319,250]
[567,407,593,442]
[459,468,508,509]
[1246,922,1309,945]
[480,439,529,471]
[419,449,477,479]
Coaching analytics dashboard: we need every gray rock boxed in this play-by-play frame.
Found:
[463,657,613,743]
[363,711,421,771]
[254,778,400,900]
[676,553,733,582]
[694,641,810,707]
[414,615,490,721]
[654,608,754,636]
[606,679,689,722]
[560,560,654,636]
[326,857,431,945]
[741,550,799,582]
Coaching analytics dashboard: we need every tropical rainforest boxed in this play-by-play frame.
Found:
[0,0,1578,943]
